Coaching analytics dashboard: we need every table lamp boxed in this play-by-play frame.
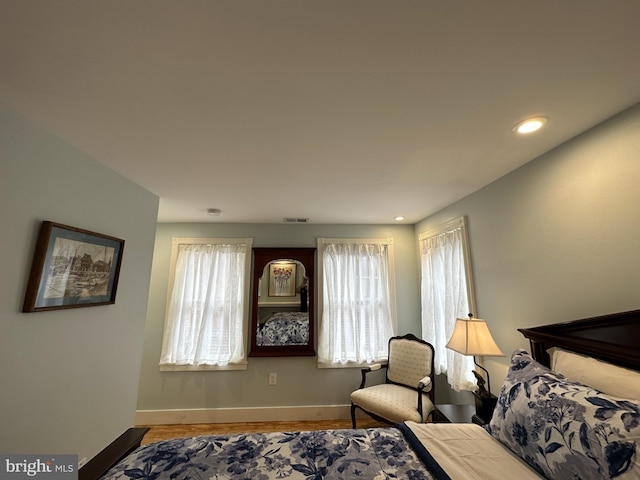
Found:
[446,313,504,420]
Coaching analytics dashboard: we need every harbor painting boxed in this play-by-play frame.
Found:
[23,221,125,312]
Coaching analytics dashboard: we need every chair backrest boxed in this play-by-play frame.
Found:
[386,334,434,392]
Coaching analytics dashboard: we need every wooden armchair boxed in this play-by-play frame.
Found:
[350,333,435,428]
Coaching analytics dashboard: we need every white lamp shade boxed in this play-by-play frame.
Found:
[446,317,504,357]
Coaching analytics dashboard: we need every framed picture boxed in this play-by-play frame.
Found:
[23,221,125,312]
[268,262,297,297]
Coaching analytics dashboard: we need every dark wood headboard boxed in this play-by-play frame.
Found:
[519,309,640,371]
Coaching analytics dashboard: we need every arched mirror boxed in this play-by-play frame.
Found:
[249,247,316,357]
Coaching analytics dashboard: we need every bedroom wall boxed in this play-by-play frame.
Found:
[137,104,640,419]
[136,223,423,421]
[0,103,159,462]
[415,102,640,393]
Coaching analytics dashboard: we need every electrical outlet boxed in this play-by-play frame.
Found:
[268,372,277,385]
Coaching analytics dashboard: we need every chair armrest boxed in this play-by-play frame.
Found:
[418,375,432,390]
[416,375,434,420]
[357,363,387,389]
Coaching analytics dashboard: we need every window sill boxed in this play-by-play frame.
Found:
[317,360,387,369]
[159,362,248,372]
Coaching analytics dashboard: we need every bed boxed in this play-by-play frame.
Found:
[95,309,640,480]
[256,311,309,346]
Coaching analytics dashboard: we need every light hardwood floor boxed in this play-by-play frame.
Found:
[139,419,389,445]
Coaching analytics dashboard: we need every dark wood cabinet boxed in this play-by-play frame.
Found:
[433,404,491,425]
[433,404,475,424]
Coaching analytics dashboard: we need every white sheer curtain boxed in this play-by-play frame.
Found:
[318,241,395,365]
[420,224,477,391]
[160,242,247,367]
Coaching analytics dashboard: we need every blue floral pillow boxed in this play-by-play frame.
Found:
[486,350,640,480]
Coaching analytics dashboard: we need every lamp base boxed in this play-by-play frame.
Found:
[473,392,497,422]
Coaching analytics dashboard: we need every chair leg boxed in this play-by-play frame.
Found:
[350,403,357,429]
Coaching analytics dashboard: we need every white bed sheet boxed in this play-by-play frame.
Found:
[406,421,544,480]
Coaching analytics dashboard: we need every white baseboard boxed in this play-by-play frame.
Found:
[136,404,362,426]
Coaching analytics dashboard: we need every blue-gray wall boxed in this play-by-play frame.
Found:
[416,103,640,392]
[136,224,421,414]
[3,98,638,458]
[0,103,159,462]
[137,103,640,417]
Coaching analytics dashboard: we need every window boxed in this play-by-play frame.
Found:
[419,216,477,391]
[317,238,397,367]
[159,237,252,371]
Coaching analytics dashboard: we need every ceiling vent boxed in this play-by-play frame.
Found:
[283,217,309,223]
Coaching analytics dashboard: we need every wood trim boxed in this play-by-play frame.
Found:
[79,428,149,480]
[519,309,640,370]
[249,247,316,357]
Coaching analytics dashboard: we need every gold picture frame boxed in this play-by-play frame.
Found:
[268,262,297,297]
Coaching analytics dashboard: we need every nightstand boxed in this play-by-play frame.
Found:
[473,392,498,422]
[432,404,476,424]
[471,414,491,426]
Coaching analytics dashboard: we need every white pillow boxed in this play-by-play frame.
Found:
[548,346,640,400]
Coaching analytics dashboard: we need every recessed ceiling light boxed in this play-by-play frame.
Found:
[394,216,406,221]
[513,116,548,135]
[206,208,221,216]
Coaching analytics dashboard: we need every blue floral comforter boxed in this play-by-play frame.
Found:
[256,312,309,346]
[101,427,436,480]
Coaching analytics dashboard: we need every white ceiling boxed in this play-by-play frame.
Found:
[1,1,639,224]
